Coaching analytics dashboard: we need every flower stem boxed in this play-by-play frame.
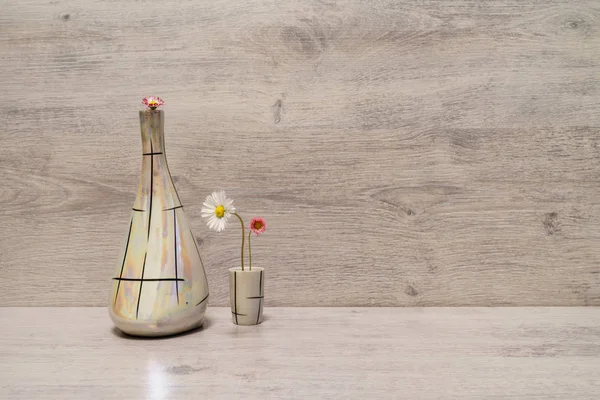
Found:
[233,213,245,271]
[248,230,252,271]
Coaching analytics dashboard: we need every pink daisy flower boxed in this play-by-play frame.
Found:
[142,96,164,110]
[249,217,266,235]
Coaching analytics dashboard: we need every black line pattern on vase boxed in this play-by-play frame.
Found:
[190,229,209,294]
[136,140,154,320]
[132,208,145,212]
[247,296,264,299]
[173,209,179,304]
[143,152,163,155]
[113,277,184,282]
[234,271,238,324]
[232,311,248,316]
[256,270,263,324]
[114,219,133,305]
[163,205,183,211]
[163,159,203,291]
[195,293,209,307]
[164,156,183,207]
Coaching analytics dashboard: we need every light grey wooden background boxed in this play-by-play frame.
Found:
[1,0,599,307]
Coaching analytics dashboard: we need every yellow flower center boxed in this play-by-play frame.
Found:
[253,221,263,230]
[215,205,225,218]
[149,100,157,106]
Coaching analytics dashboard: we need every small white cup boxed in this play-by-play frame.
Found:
[229,267,264,325]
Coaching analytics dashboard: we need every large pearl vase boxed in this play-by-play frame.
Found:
[109,110,209,337]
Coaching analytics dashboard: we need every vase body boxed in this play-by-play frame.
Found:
[109,110,209,337]
[229,267,264,326]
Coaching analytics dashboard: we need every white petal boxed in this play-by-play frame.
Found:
[201,206,214,216]
[204,194,216,206]
[206,215,218,230]
[224,199,235,211]
[212,192,222,204]
[213,191,223,205]
[223,191,232,204]
[215,218,227,232]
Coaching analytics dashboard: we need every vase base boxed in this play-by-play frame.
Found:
[109,305,207,337]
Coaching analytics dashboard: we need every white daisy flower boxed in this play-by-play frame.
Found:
[201,191,236,232]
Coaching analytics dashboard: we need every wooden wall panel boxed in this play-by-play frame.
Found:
[1,0,599,306]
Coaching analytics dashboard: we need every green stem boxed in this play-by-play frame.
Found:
[248,230,253,271]
[233,213,245,271]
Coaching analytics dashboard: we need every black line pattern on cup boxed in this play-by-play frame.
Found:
[233,271,238,324]
[256,270,263,324]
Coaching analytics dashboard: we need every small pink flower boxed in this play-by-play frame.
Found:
[249,217,266,235]
[142,96,164,110]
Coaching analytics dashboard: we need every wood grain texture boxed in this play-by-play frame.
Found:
[1,307,600,399]
[1,0,600,306]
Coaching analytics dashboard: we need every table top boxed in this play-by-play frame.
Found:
[1,307,599,399]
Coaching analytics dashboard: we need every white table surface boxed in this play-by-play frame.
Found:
[1,307,599,399]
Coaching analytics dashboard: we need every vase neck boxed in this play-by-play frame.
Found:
[139,110,167,155]
[134,110,181,211]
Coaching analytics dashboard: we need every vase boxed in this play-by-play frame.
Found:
[229,267,264,325]
[109,110,209,337]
